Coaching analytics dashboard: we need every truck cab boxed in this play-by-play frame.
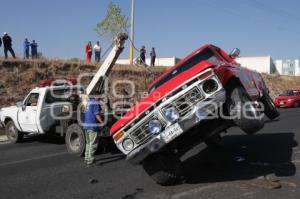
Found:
[0,81,83,143]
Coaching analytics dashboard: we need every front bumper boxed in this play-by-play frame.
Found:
[275,101,295,108]
[126,89,226,164]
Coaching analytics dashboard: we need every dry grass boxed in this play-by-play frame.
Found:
[0,58,167,106]
[0,58,300,107]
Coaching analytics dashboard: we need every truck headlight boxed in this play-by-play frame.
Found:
[62,105,71,113]
[122,138,134,151]
[163,106,180,123]
[202,79,218,94]
[148,120,162,134]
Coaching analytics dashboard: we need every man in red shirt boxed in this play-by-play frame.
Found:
[85,41,92,63]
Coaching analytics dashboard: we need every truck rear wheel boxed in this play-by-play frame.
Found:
[5,121,23,143]
[261,91,280,120]
[228,86,264,135]
[142,153,183,186]
[65,123,85,156]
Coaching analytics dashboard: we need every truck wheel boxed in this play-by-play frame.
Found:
[142,153,183,186]
[5,121,23,143]
[228,86,264,135]
[261,91,280,120]
[294,101,300,108]
[204,134,224,149]
[65,123,85,156]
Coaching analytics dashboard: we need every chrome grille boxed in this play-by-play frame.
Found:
[172,87,204,117]
[129,116,165,144]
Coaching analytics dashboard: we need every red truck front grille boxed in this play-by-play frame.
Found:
[172,87,204,117]
[129,116,166,144]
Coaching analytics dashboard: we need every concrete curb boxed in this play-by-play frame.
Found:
[0,135,8,143]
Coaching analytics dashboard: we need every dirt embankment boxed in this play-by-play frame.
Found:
[0,59,166,107]
[0,59,299,108]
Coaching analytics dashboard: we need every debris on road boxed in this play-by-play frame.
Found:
[89,178,99,184]
[242,175,282,190]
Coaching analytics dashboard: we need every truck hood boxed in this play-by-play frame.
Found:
[110,61,214,135]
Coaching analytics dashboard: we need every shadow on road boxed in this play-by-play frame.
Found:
[182,132,297,184]
[21,134,65,145]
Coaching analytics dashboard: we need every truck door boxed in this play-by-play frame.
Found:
[18,93,40,133]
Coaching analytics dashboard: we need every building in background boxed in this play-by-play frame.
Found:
[235,56,277,74]
[274,59,300,76]
[236,56,300,76]
[116,57,180,67]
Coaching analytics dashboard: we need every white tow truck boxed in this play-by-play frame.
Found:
[0,33,128,155]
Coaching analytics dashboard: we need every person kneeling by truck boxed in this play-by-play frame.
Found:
[83,95,103,166]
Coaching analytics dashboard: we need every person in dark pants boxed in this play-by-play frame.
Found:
[140,46,146,66]
[83,95,103,166]
[93,41,101,63]
[150,47,156,66]
[30,40,38,59]
[2,32,16,59]
[23,38,30,59]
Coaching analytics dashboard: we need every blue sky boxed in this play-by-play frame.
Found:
[0,0,300,60]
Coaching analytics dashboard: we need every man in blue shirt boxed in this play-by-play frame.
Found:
[24,38,30,59]
[83,96,103,166]
[30,40,38,59]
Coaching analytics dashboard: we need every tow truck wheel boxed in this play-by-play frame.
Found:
[261,91,280,120]
[142,153,183,186]
[5,121,23,143]
[229,86,264,135]
[65,123,85,157]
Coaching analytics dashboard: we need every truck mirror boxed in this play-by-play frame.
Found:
[16,101,23,107]
[229,48,240,59]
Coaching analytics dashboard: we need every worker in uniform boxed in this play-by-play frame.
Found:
[83,94,103,166]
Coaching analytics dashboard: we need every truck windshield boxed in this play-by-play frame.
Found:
[148,47,220,93]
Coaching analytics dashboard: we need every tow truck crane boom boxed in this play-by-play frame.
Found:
[86,33,128,95]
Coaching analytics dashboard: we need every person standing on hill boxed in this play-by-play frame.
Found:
[30,40,38,59]
[150,47,156,66]
[2,32,16,59]
[140,46,146,66]
[93,41,101,63]
[85,41,93,63]
[23,38,30,59]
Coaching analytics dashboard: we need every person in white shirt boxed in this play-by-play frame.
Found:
[93,41,101,63]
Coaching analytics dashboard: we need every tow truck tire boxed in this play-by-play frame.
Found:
[5,121,23,143]
[65,123,85,157]
[261,91,280,120]
[229,86,264,135]
[142,153,183,186]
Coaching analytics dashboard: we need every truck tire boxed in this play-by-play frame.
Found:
[142,153,183,186]
[204,134,224,149]
[65,123,85,156]
[5,121,23,143]
[261,91,280,120]
[228,86,264,135]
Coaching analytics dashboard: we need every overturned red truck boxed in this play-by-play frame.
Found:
[110,44,279,185]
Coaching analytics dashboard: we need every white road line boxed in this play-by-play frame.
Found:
[0,152,68,167]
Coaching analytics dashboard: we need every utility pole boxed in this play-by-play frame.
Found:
[129,0,135,65]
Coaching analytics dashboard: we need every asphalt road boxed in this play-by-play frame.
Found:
[0,108,300,199]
